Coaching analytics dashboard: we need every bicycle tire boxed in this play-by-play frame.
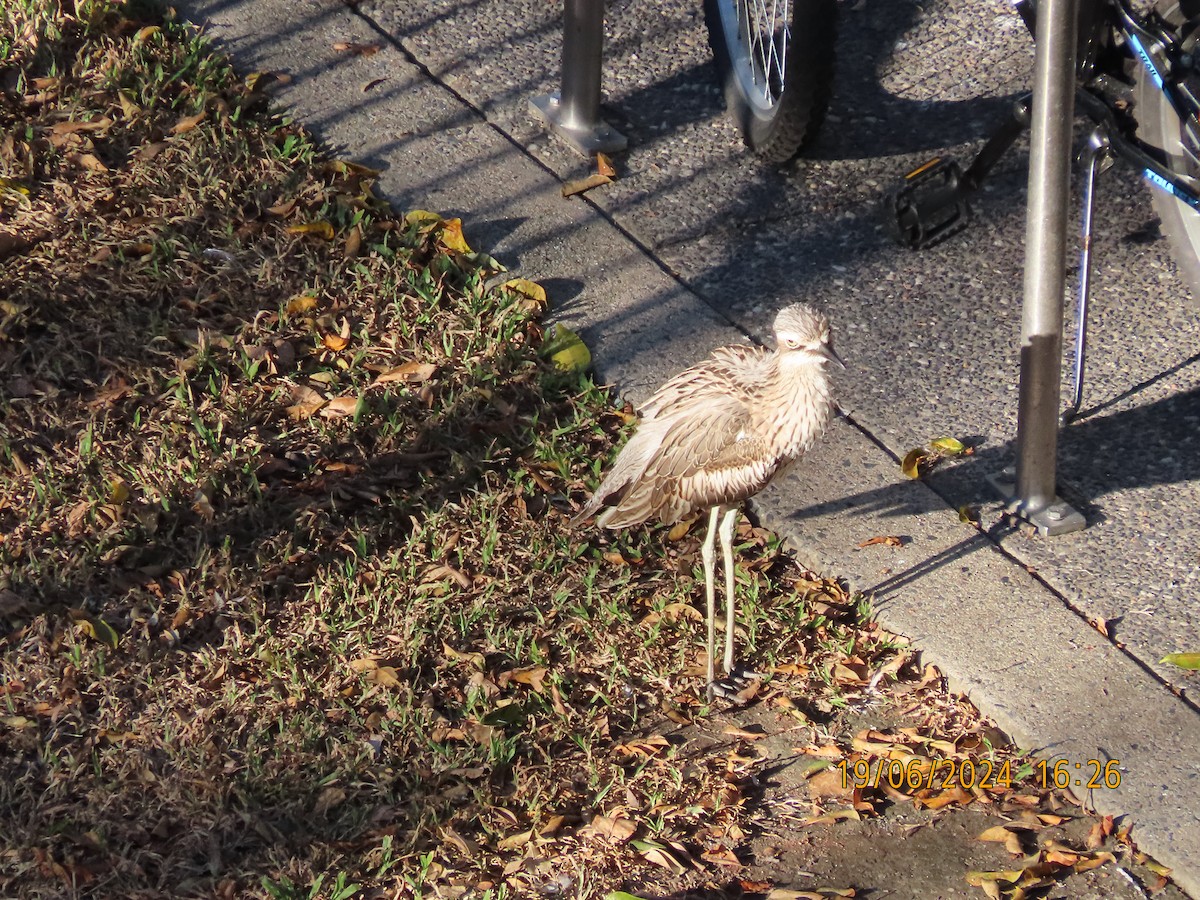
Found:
[704,0,837,163]
[1133,0,1200,295]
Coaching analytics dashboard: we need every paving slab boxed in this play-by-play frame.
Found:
[179,0,1200,894]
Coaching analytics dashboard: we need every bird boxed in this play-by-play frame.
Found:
[571,303,842,698]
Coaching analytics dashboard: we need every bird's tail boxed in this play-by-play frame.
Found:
[568,492,605,528]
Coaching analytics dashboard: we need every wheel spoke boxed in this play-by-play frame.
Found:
[736,0,789,105]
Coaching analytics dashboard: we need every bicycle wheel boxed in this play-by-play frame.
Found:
[704,0,837,163]
[1133,0,1200,294]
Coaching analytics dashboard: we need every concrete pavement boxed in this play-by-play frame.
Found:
[179,0,1200,894]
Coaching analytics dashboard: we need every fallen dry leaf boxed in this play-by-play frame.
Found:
[332,41,380,56]
[285,384,325,420]
[562,173,612,197]
[582,815,636,843]
[857,535,904,548]
[172,111,206,134]
[372,361,437,385]
[722,724,768,741]
[506,666,548,694]
[799,808,860,827]
[286,293,319,316]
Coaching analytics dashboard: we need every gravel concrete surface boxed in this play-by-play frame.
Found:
[179,0,1200,894]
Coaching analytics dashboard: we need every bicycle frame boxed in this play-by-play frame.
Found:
[1016,0,1200,211]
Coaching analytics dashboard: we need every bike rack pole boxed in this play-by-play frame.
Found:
[989,0,1086,535]
[529,0,627,157]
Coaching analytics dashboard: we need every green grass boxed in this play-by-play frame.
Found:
[0,2,1071,899]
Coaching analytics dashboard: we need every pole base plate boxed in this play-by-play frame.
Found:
[529,92,627,157]
[987,467,1086,536]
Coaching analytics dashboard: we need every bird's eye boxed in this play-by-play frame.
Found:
[783,337,799,349]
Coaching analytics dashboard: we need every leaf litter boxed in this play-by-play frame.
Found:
[0,3,1180,900]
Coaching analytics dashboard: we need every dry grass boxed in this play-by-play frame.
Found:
[0,3,1167,899]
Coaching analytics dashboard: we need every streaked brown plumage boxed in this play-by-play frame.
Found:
[573,303,841,695]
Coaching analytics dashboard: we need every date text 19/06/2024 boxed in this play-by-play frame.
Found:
[837,758,1124,792]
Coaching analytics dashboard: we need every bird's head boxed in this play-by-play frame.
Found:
[774,303,845,369]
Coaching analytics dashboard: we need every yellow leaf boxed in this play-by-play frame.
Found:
[323,333,350,352]
[132,25,160,43]
[403,209,443,230]
[0,177,31,196]
[501,278,548,311]
[71,610,119,649]
[286,294,318,316]
[541,324,591,373]
[901,448,927,479]
[1161,652,1200,670]
[438,217,471,253]
[109,477,130,504]
[286,221,335,240]
[326,159,382,177]
[348,657,379,673]
[244,71,272,91]
[929,436,966,455]
[667,517,695,541]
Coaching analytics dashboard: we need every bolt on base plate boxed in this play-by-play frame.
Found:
[987,467,1086,536]
[529,93,628,157]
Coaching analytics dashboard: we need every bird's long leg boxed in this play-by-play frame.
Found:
[701,505,720,689]
[718,506,739,674]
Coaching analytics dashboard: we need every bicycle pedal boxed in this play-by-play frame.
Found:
[886,157,971,249]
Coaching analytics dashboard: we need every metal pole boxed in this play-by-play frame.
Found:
[559,0,604,132]
[530,0,627,156]
[991,0,1086,535]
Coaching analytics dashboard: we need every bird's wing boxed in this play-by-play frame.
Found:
[596,391,766,527]
[639,345,767,421]
[578,345,779,528]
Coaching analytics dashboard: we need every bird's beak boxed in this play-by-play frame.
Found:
[820,343,847,369]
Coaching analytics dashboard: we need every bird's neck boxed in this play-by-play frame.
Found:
[770,359,834,456]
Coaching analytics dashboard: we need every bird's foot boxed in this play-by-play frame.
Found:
[706,666,763,705]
